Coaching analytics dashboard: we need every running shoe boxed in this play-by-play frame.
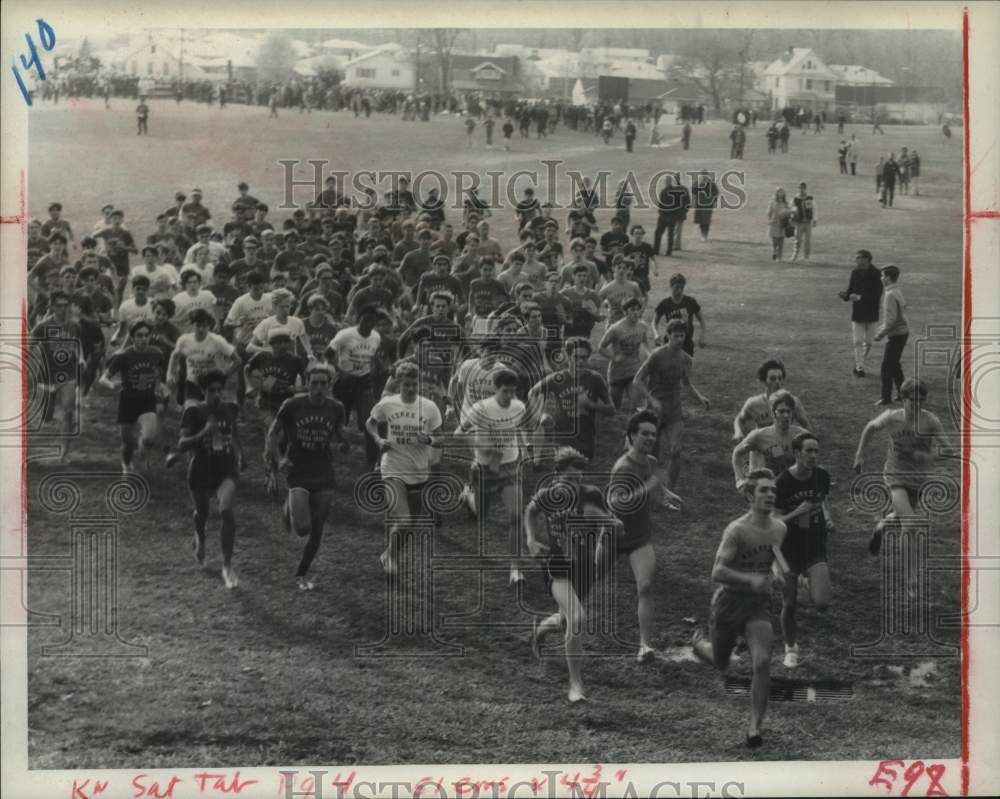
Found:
[222,566,239,590]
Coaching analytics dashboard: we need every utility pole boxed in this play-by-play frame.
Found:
[179,28,184,82]
[414,33,421,94]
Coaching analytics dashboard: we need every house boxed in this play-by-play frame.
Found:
[318,38,371,64]
[119,38,195,81]
[763,47,839,112]
[444,55,524,95]
[342,47,414,90]
[829,64,895,87]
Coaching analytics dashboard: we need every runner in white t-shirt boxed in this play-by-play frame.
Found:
[129,246,179,300]
[329,305,382,470]
[247,288,314,360]
[166,309,240,407]
[455,367,529,584]
[367,361,443,576]
[110,273,157,350]
[172,269,218,333]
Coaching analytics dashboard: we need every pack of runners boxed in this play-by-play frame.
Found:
[26,178,953,748]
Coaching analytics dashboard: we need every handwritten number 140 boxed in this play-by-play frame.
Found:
[11,19,56,107]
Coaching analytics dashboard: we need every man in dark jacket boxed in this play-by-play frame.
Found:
[839,249,883,377]
[880,154,901,208]
[653,175,691,256]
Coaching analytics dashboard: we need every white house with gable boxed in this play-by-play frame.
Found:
[763,47,839,112]
[342,47,414,90]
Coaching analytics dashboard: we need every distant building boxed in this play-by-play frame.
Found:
[829,64,895,87]
[763,47,839,112]
[318,38,372,63]
[342,47,415,90]
[444,54,524,95]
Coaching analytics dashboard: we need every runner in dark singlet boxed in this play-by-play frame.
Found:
[526,447,614,703]
[268,362,350,590]
[177,370,242,590]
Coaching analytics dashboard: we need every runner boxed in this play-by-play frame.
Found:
[597,257,643,325]
[526,447,613,703]
[366,361,443,576]
[245,328,307,486]
[268,362,350,590]
[246,288,316,361]
[110,274,157,350]
[774,432,833,668]
[600,410,683,662]
[632,319,711,496]
[172,268,218,333]
[852,378,952,576]
[99,321,168,474]
[455,367,529,585]
[653,274,705,355]
[529,337,614,463]
[30,290,83,462]
[165,308,241,414]
[732,359,812,441]
[692,468,787,748]
[329,305,382,470]
[732,389,810,487]
[176,370,242,590]
[598,298,652,411]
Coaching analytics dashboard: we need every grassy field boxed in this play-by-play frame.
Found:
[25,99,964,767]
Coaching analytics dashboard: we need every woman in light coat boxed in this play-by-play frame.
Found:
[767,187,792,261]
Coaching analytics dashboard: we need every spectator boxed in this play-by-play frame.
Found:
[873,265,908,406]
[767,187,792,262]
[838,249,883,377]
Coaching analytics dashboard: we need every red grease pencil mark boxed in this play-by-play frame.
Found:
[961,7,971,798]
[1,169,26,225]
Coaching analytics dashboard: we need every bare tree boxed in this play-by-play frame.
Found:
[676,31,747,112]
[430,29,464,95]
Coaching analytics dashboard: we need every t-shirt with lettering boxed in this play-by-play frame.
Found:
[535,367,610,455]
[871,409,945,482]
[106,347,164,399]
[173,332,236,385]
[246,350,306,413]
[370,394,443,483]
[609,451,655,550]
[275,394,345,484]
[530,482,606,559]
[416,273,464,309]
[653,294,701,350]
[602,319,651,383]
[744,424,809,475]
[331,326,381,377]
[467,395,526,467]
[775,466,830,543]
[641,345,691,411]
[717,517,785,596]
[181,401,239,480]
